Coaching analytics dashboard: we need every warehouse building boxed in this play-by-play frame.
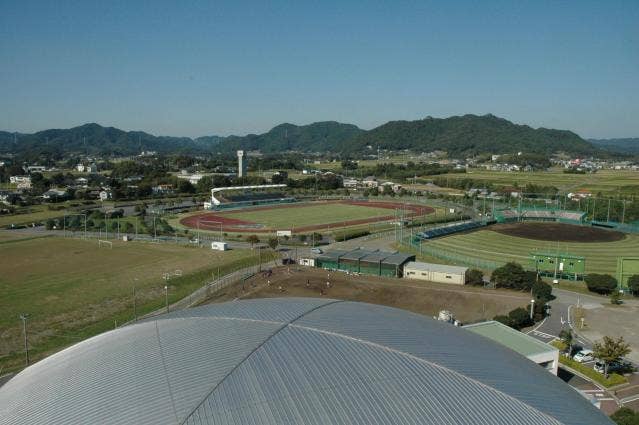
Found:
[0,299,610,424]
[314,248,415,277]
[465,320,560,375]
[403,261,468,285]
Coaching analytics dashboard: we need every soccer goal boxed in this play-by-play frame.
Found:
[98,240,113,249]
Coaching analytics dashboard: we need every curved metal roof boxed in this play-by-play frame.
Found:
[0,298,611,425]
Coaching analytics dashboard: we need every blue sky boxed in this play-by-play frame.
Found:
[1,0,637,138]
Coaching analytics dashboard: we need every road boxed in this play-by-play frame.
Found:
[527,288,606,349]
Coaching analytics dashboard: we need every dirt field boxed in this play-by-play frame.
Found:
[180,200,434,233]
[491,222,626,243]
[204,266,530,323]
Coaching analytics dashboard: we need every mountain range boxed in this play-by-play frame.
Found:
[589,138,639,155]
[0,114,604,158]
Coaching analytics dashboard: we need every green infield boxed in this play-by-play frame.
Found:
[422,229,639,276]
[223,203,395,229]
[0,237,265,372]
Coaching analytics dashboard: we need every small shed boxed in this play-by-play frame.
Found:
[403,262,468,285]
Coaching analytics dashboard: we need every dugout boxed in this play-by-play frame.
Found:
[531,252,585,281]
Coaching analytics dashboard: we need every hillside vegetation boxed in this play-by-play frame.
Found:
[1,114,599,157]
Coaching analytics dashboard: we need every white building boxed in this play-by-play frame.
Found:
[403,261,468,285]
[177,173,205,185]
[465,321,559,375]
[99,189,113,201]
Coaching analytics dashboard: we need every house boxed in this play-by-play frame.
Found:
[25,165,46,173]
[76,164,86,172]
[362,176,378,188]
[9,175,30,184]
[380,182,402,193]
[342,178,359,188]
[99,189,113,201]
[177,173,205,185]
[42,188,68,201]
[152,184,175,195]
[86,163,98,173]
[75,177,89,188]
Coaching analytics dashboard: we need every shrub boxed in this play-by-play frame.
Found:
[628,275,639,297]
[585,274,618,295]
[465,269,484,286]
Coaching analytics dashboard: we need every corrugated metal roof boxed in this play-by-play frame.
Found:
[359,250,392,263]
[464,321,558,357]
[404,261,468,275]
[0,298,611,425]
[316,250,348,261]
[339,249,376,261]
[381,252,415,266]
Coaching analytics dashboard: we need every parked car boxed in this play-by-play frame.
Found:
[594,360,630,374]
[573,350,594,363]
[310,247,323,254]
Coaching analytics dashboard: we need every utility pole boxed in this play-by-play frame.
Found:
[19,314,29,366]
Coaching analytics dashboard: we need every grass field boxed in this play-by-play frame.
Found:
[435,168,639,196]
[423,229,639,275]
[0,235,264,372]
[224,203,395,229]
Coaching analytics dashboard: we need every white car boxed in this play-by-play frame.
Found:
[310,247,323,254]
[572,350,594,363]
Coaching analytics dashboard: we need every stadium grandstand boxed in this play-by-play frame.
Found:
[414,219,493,241]
[204,184,295,210]
[495,207,586,224]
[0,298,610,425]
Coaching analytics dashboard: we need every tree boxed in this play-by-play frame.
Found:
[558,329,574,355]
[507,307,533,330]
[177,180,195,194]
[628,275,639,297]
[585,274,618,295]
[246,234,260,248]
[610,407,639,425]
[45,219,55,230]
[493,315,511,327]
[532,280,554,304]
[491,262,535,291]
[465,269,484,286]
[268,237,279,250]
[592,336,631,378]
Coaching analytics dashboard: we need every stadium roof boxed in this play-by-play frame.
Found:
[0,298,611,425]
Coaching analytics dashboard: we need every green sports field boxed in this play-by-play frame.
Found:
[223,203,396,229]
[423,229,639,276]
[0,235,264,372]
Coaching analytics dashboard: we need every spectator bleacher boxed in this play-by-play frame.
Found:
[416,220,489,240]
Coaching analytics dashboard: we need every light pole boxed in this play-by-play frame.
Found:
[530,299,535,320]
[19,314,29,366]
[164,285,169,313]
[133,278,138,321]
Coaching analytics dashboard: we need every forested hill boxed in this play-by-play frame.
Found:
[346,114,596,156]
[219,121,364,153]
[589,138,639,154]
[1,115,600,158]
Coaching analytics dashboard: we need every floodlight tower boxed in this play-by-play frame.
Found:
[237,150,247,178]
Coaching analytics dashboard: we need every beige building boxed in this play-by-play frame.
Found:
[403,261,468,285]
